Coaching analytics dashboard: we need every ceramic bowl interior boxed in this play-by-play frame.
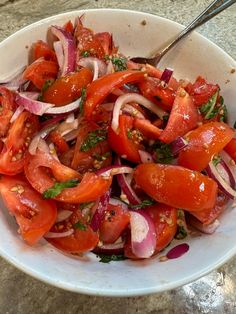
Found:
[0,9,235,297]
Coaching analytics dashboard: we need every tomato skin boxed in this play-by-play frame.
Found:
[23,59,58,90]
[0,176,57,245]
[94,32,112,55]
[224,138,236,163]
[186,76,219,107]
[133,118,162,140]
[99,204,130,244]
[49,131,69,154]
[63,20,74,34]
[146,204,177,252]
[0,87,16,138]
[134,163,217,212]
[108,115,141,163]
[159,88,199,143]
[0,112,39,175]
[178,122,234,171]
[24,151,112,203]
[189,190,228,224]
[43,68,93,106]
[83,70,146,119]
[33,40,57,62]
[47,209,99,253]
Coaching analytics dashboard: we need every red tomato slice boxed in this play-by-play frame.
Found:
[159,87,199,143]
[33,40,57,62]
[186,76,219,107]
[24,151,112,203]
[47,209,98,253]
[94,32,112,55]
[224,138,236,163]
[23,59,58,90]
[63,20,74,35]
[99,203,130,244]
[0,176,57,245]
[49,130,69,154]
[189,190,228,225]
[43,68,93,106]
[146,204,177,252]
[139,77,176,111]
[134,163,218,212]
[178,122,234,171]
[0,87,16,138]
[0,111,39,175]
[133,118,162,140]
[83,70,146,119]
[108,115,142,163]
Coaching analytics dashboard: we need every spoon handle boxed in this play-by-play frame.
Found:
[158,0,236,59]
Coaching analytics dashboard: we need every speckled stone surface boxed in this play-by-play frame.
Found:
[0,1,236,313]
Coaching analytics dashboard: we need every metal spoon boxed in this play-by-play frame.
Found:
[130,0,236,66]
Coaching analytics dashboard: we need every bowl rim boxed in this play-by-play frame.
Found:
[0,8,236,297]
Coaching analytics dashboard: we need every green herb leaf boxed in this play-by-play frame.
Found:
[175,225,188,240]
[111,56,127,72]
[212,155,221,167]
[43,179,80,199]
[153,141,173,164]
[80,129,107,152]
[98,254,127,263]
[38,79,54,101]
[219,103,228,123]
[127,129,132,139]
[199,92,218,119]
[73,220,87,231]
[130,199,155,210]
[79,202,95,210]
[79,87,86,114]
[93,152,110,161]
[81,50,90,57]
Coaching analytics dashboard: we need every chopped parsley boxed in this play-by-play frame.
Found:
[73,220,87,231]
[81,50,90,57]
[153,141,174,164]
[127,129,132,139]
[212,155,221,167]
[43,179,80,199]
[38,79,54,101]
[93,152,110,161]
[80,129,107,152]
[111,56,127,71]
[79,87,86,114]
[175,225,188,240]
[98,254,127,263]
[199,92,219,119]
[129,199,155,210]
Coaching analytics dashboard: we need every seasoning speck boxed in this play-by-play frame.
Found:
[141,20,147,26]
[159,255,168,262]
[230,68,235,74]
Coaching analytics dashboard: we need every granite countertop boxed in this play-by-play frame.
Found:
[0,0,236,313]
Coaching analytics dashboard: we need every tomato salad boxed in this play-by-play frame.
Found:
[0,17,235,261]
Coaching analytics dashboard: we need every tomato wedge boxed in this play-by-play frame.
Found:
[224,138,236,163]
[0,111,39,175]
[24,151,112,203]
[23,58,58,90]
[94,32,112,55]
[159,87,199,143]
[133,118,162,140]
[134,163,217,212]
[49,130,69,154]
[108,115,142,163]
[33,40,57,62]
[83,70,146,119]
[0,176,57,245]
[47,209,99,253]
[0,87,16,138]
[99,203,130,244]
[178,122,234,171]
[43,68,93,106]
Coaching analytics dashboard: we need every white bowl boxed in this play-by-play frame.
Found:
[0,9,236,297]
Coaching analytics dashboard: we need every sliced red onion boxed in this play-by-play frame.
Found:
[206,161,236,199]
[78,57,107,79]
[38,138,50,154]
[216,159,235,189]
[171,136,188,156]
[122,104,145,119]
[45,96,82,114]
[29,124,58,155]
[130,210,156,258]
[166,243,189,259]
[109,197,128,210]
[15,93,54,115]
[111,93,167,133]
[94,240,124,255]
[10,105,24,123]
[56,209,73,223]
[96,165,133,178]
[123,83,139,93]
[90,189,111,232]
[63,129,79,142]
[21,92,40,100]
[57,119,79,137]
[220,150,236,188]
[44,229,74,238]
[106,60,115,74]
[160,68,173,84]
[51,26,76,76]
[40,113,69,129]
[187,215,220,234]
[53,41,64,70]
[138,150,154,163]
